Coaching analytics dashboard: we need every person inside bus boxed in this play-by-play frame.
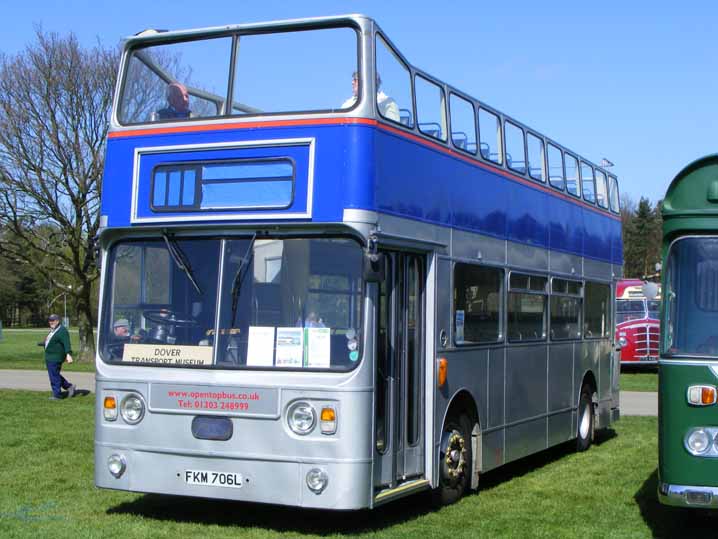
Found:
[342,72,399,122]
[113,317,144,344]
[113,318,131,339]
[156,82,191,120]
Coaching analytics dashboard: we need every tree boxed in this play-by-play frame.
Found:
[623,197,662,279]
[0,30,118,358]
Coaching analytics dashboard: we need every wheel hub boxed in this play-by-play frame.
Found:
[442,430,467,482]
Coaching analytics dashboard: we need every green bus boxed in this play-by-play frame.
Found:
[659,154,718,507]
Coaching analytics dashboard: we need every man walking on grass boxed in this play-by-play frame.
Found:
[43,314,77,400]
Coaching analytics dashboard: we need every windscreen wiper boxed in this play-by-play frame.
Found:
[230,234,257,327]
[162,232,202,295]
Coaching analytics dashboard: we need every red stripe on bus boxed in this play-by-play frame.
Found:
[107,117,379,138]
[108,117,620,221]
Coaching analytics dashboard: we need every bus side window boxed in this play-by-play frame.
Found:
[504,121,526,175]
[415,75,447,141]
[581,161,596,204]
[547,143,565,191]
[478,108,502,165]
[375,35,413,127]
[565,153,580,197]
[449,93,477,155]
[526,132,546,182]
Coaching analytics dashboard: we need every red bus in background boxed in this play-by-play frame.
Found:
[616,279,661,366]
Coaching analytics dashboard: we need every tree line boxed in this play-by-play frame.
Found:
[0,30,666,358]
[621,195,663,281]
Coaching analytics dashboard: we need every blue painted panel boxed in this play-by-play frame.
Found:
[101,122,623,265]
[506,181,548,248]
[549,197,583,257]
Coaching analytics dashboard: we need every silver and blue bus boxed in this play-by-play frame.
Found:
[95,15,622,509]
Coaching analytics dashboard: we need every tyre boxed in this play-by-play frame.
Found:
[576,384,594,451]
[434,413,473,505]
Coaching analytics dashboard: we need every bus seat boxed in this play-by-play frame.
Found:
[452,131,468,149]
[419,122,442,138]
[399,108,412,126]
[480,142,490,160]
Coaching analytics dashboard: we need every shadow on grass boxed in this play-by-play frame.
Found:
[107,489,438,535]
[480,428,617,492]
[635,469,718,537]
[108,428,618,534]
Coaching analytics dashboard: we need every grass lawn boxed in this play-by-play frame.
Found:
[621,368,659,392]
[0,329,94,372]
[1,390,716,538]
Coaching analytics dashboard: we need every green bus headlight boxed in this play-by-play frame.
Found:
[686,428,712,455]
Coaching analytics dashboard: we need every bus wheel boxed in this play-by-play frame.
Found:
[576,384,594,451]
[435,413,472,505]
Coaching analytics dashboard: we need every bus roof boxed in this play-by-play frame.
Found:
[662,154,718,239]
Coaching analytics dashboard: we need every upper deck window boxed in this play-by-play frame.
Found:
[504,121,526,175]
[547,143,565,190]
[449,93,477,154]
[415,75,447,141]
[608,175,620,213]
[478,108,502,164]
[565,154,580,197]
[375,35,413,126]
[581,161,596,204]
[119,37,233,124]
[595,170,609,209]
[232,27,357,116]
[118,27,358,125]
[526,132,545,182]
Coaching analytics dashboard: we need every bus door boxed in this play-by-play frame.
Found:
[374,251,425,489]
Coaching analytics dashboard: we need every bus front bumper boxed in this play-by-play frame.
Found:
[659,482,718,508]
[95,443,372,510]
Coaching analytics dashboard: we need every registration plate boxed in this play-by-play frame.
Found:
[184,470,243,489]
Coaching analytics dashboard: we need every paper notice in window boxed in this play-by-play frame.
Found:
[306,327,331,368]
[455,310,465,343]
[247,326,275,367]
[275,327,304,367]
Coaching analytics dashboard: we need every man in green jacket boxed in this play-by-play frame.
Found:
[43,314,76,400]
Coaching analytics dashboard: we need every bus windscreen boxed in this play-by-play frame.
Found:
[101,237,364,370]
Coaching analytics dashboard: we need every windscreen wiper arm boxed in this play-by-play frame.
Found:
[230,234,257,327]
[162,232,202,295]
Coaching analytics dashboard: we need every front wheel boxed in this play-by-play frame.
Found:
[434,413,473,505]
[576,384,595,451]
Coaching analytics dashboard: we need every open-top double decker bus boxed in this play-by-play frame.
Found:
[659,154,718,508]
[616,279,660,366]
[95,15,622,509]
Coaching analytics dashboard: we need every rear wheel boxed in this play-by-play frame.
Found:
[576,384,594,451]
[435,413,472,505]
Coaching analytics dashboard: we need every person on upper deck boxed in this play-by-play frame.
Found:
[156,82,191,120]
[342,72,399,122]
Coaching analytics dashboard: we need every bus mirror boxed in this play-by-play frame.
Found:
[643,282,659,301]
[363,252,385,283]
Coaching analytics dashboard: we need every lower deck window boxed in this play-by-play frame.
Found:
[453,263,503,344]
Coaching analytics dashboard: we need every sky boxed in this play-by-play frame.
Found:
[3,0,717,205]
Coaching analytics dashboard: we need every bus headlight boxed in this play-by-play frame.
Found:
[120,394,145,424]
[686,429,712,455]
[306,468,328,494]
[618,336,628,348]
[288,402,316,435]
